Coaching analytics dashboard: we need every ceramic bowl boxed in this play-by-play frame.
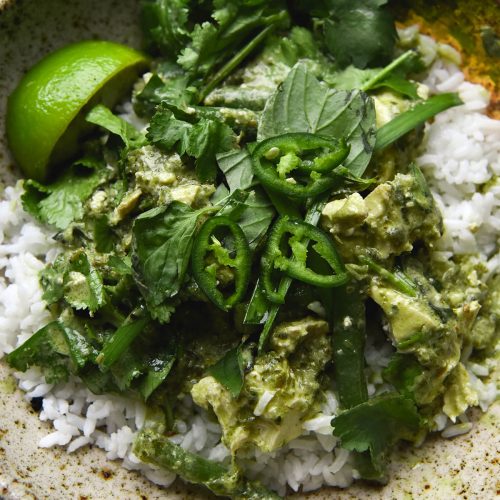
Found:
[0,1,498,498]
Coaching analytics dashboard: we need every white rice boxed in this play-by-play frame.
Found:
[0,57,499,495]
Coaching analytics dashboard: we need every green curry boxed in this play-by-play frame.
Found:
[5,1,498,498]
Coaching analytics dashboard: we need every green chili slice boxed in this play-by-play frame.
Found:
[191,215,251,311]
[251,133,350,199]
[261,216,348,303]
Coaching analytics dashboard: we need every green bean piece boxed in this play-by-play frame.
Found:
[331,284,368,409]
[133,429,281,500]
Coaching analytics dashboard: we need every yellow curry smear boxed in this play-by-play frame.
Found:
[394,0,500,118]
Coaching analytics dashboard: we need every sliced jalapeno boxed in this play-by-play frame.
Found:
[191,216,251,311]
[251,132,350,200]
[261,216,348,303]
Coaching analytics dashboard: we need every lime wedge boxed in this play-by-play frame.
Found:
[6,40,149,181]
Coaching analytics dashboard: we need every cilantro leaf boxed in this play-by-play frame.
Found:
[22,161,107,230]
[177,4,289,80]
[187,118,235,182]
[323,0,398,69]
[132,202,213,306]
[147,102,236,182]
[383,354,424,400]
[259,63,376,176]
[40,263,65,305]
[86,104,146,149]
[141,0,289,90]
[147,299,179,324]
[141,0,190,55]
[147,104,192,151]
[331,393,421,477]
[133,69,194,117]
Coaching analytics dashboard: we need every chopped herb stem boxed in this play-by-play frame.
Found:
[361,50,415,91]
[359,255,418,297]
[198,25,275,104]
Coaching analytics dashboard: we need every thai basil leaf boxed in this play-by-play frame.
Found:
[217,188,275,251]
[139,351,177,400]
[323,0,398,69]
[216,148,255,193]
[237,188,275,251]
[6,322,70,384]
[7,321,96,384]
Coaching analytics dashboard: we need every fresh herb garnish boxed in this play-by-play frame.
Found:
[147,102,236,181]
[22,159,108,230]
[331,393,421,479]
[132,201,215,306]
[322,0,398,69]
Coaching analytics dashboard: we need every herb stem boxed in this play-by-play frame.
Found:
[198,25,274,104]
[97,317,149,369]
[361,50,415,92]
[359,255,418,297]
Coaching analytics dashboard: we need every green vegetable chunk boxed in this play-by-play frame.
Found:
[133,429,281,499]
[331,284,368,409]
